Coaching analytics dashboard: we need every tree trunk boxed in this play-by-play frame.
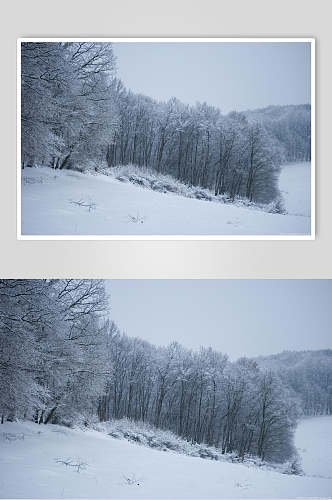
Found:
[44,406,57,424]
[59,154,71,170]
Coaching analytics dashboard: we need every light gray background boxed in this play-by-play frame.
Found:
[1,0,331,278]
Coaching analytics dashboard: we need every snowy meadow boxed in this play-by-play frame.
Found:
[1,279,331,498]
[21,162,310,236]
[19,40,312,237]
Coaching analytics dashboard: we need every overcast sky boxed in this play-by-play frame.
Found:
[113,42,311,113]
[107,280,331,360]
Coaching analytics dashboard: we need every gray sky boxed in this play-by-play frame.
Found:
[107,280,331,360]
[113,42,311,113]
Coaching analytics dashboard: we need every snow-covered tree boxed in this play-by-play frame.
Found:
[21,42,118,171]
[0,279,109,425]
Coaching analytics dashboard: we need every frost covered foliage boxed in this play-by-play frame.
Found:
[97,418,221,458]
[109,165,217,201]
[98,164,286,215]
[21,42,117,171]
[256,350,332,416]
[0,279,110,426]
[93,418,301,475]
[266,196,287,214]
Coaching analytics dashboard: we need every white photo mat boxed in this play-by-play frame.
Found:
[17,37,316,241]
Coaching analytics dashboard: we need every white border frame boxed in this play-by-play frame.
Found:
[17,37,315,241]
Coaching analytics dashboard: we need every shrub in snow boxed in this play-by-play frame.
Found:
[22,176,45,185]
[282,454,304,476]
[2,432,25,442]
[122,473,141,486]
[128,213,146,224]
[93,418,292,475]
[95,164,285,215]
[62,411,100,430]
[55,457,88,473]
[267,196,287,214]
[69,199,97,212]
[99,164,224,204]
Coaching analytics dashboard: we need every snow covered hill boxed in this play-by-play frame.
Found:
[20,163,311,237]
[0,419,331,499]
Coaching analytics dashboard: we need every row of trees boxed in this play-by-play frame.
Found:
[98,329,299,463]
[109,89,282,203]
[21,42,311,205]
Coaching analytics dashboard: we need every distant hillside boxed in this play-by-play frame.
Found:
[255,349,332,416]
[244,104,311,163]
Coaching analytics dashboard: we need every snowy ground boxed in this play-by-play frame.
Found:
[20,163,311,237]
[0,419,331,499]
[296,416,332,479]
[279,162,311,217]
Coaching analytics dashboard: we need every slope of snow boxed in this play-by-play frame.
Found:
[279,162,311,217]
[20,164,311,236]
[1,421,331,499]
[295,416,332,479]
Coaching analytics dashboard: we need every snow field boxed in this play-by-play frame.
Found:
[295,416,332,479]
[0,419,331,498]
[278,162,311,217]
[21,163,311,236]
